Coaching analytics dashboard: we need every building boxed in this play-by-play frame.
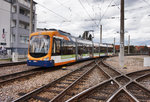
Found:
[0,0,37,56]
[0,0,11,51]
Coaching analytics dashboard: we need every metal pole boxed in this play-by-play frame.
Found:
[29,0,33,34]
[114,37,115,55]
[100,25,102,44]
[128,35,130,54]
[119,0,124,68]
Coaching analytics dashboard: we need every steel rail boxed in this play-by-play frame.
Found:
[66,79,113,102]
[66,60,123,102]
[96,62,122,89]
[13,61,95,102]
[0,67,43,84]
[106,79,139,102]
[102,59,150,102]
[50,63,97,102]
[66,59,150,102]
[12,58,150,102]
[0,61,26,67]
[107,89,137,102]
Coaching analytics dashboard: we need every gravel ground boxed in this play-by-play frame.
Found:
[0,60,11,64]
[0,64,37,76]
[138,78,150,91]
[105,56,150,74]
[60,67,109,101]
[0,58,26,64]
[0,60,91,102]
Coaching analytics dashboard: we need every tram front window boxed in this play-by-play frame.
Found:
[29,35,50,58]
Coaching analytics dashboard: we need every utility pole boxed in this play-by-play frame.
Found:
[119,0,125,68]
[128,35,130,54]
[100,25,102,44]
[29,0,33,34]
[114,37,116,55]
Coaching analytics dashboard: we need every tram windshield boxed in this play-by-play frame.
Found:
[29,35,50,58]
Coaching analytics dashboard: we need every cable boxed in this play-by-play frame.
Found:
[85,0,95,17]
[55,0,72,20]
[141,0,150,7]
[113,0,120,9]
[55,0,71,11]
[37,3,70,21]
[78,0,99,27]
[98,0,115,25]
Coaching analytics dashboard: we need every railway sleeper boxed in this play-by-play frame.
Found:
[53,85,66,89]
[58,82,71,85]
[32,96,50,102]
[46,89,62,94]
[88,95,106,100]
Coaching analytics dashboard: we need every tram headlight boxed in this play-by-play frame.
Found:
[44,57,49,61]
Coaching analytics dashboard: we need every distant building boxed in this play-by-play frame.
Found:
[115,45,120,53]
[0,0,37,55]
[37,28,46,32]
[135,46,145,51]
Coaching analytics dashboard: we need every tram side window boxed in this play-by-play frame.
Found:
[83,44,88,54]
[62,40,75,55]
[94,46,99,53]
[101,47,107,53]
[88,44,93,54]
[108,47,113,53]
[52,38,61,55]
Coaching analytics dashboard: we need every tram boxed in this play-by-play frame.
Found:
[27,29,113,67]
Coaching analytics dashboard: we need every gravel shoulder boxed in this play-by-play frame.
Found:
[105,55,150,74]
[0,60,91,102]
[0,64,37,76]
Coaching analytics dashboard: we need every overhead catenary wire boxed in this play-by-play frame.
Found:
[113,0,120,9]
[97,0,104,26]
[141,0,150,7]
[55,0,71,11]
[78,0,99,28]
[37,3,70,21]
[98,0,115,25]
[55,0,72,21]
[85,0,96,17]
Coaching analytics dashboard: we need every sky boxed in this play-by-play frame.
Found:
[34,0,150,46]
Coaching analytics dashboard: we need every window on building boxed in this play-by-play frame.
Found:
[20,9,25,15]
[11,34,15,43]
[11,20,16,27]
[19,21,29,29]
[12,6,17,13]
[19,7,29,17]
[20,35,29,44]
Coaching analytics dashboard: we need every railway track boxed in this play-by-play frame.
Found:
[0,60,90,85]
[11,58,150,102]
[13,60,97,102]
[0,67,44,85]
[65,59,150,102]
[0,61,26,68]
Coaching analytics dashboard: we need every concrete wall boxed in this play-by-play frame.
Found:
[0,0,11,48]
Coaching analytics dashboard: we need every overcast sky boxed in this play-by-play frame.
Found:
[34,0,150,46]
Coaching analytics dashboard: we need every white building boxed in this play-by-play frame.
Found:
[0,0,11,49]
[0,0,37,56]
